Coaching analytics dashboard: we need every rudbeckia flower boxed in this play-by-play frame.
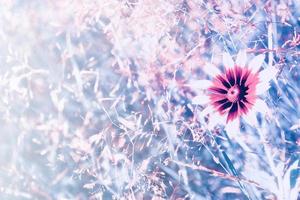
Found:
[191,50,277,131]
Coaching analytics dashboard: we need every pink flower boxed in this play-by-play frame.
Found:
[191,50,277,130]
[208,66,259,123]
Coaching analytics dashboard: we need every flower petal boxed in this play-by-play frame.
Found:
[227,102,238,122]
[188,80,212,90]
[236,50,247,68]
[208,112,226,129]
[192,95,210,105]
[258,65,277,84]
[243,109,258,127]
[225,118,240,138]
[248,54,265,72]
[253,99,269,114]
[256,81,270,95]
[226,119,253,151]
[223,52,234,69]
[203,63,221,77]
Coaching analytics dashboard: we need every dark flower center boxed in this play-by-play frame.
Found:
[227,85,240,102]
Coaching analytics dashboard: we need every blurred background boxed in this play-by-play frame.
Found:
[0,0,299,199]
